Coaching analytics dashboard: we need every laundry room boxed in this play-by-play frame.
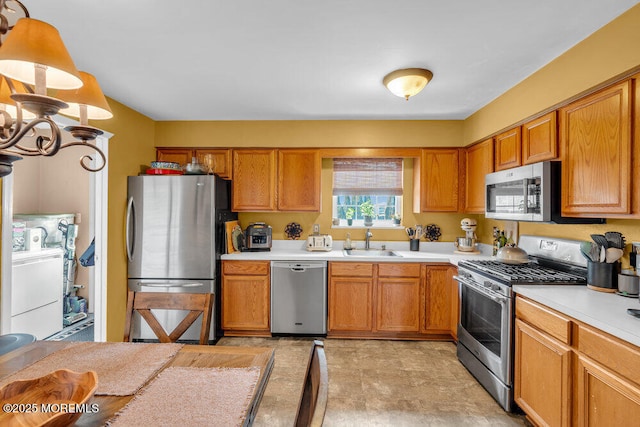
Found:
[6,144,95,341]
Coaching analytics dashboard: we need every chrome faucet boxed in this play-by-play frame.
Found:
[365,228,373,249]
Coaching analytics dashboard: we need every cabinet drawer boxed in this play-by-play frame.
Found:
[515,297,572,344]
[330,262,373,277]
[223,260,270,276]
[378,263,421,278]
[577,323,640,386]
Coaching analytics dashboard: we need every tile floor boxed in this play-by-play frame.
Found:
[217,336,528,426]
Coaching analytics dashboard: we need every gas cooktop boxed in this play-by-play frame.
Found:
[458,259,587,285]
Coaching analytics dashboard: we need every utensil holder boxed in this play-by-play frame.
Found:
[410,239,419,251]
[587,261,619,292]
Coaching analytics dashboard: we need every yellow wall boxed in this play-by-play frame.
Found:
[155,120,463,148]
[98,98,156,341]
[463,3,640,145]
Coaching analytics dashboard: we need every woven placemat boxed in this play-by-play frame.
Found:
[107,366,260,427]
[0,342,183,396]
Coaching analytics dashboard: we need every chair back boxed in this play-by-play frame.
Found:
[294,340,328,427]
[123,291,213,345]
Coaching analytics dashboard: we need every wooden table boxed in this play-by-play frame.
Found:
[0,341,275,426]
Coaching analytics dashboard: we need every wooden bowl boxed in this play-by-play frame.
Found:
[0,369,98,427]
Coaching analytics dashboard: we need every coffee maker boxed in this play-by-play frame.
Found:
[454,218,480,254]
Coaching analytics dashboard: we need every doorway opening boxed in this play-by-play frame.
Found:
[0,115,110,342]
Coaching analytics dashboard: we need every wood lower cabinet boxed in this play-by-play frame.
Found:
[328,262,453,339]
[515,295,640,425]
[416,148,463,212]
[494,126,522,171]
[221,261,270,336]
[376,264,421,333]
[560,80,632,216]
[328,263,374,333]
[575,354,640,426]
[423,265,456,334]
[328,276,374,332]
[465,138,494,213]
[514,318,571,427]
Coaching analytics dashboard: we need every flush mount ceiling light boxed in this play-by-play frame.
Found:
[383,68,433,101]
[0,0,113,177]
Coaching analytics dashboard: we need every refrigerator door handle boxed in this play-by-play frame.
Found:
[125,196,134,262]
[138,282,206,288]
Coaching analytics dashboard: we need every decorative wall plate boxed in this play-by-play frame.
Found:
[424,224,441,241]
[285,222,303,240]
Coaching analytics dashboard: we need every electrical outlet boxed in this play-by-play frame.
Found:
[313,224,320,235]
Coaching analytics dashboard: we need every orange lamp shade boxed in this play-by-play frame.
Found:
[58,71,113,120]
[0,18,82,89]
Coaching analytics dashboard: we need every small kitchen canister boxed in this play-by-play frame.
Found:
[617,273,639,297]
[587,261,619,293]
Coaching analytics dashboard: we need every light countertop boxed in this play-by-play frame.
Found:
[223,240,640,348]
[221,240,494,265]
[514,285,640,347]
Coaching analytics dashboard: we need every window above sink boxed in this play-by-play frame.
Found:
[332,158,403,228]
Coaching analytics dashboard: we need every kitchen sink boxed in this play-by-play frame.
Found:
[343,249,402,257]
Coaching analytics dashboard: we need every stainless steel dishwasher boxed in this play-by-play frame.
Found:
[271,261,327,334]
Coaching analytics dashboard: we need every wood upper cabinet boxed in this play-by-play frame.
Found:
[277,149,321,211]
[156,148,232,179]
[156,148,192,166]
[494,127,522,171]
[232,149,277,211]
[514,318,571,427]
[417,148,463,212]
[465,138,494,213]
[195,149,232,179]
[522,111,558,164]
[560,80,632,216]
[221,261,270,334]
[375,264,421,333]
[423,265,455,334]
[232,148,321,212]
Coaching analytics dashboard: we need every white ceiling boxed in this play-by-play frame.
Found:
[23,0,640,121]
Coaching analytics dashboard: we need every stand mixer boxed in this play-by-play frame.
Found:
[454,218,480,254]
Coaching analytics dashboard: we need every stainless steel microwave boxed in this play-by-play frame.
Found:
[485,161,604,224]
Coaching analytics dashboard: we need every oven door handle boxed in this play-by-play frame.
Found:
[454,275,508,305]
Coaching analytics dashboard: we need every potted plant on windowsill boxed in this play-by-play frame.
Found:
[346,208,355,226]
[360,200,375,226]
[392,214,401,225]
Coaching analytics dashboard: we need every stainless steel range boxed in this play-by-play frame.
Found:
[455,235,588,412]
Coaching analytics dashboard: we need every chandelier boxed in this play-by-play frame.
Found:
[0,0,112,177]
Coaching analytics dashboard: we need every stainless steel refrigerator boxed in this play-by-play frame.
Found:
[126,175,236,342]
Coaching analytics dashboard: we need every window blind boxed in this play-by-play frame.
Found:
[332,158,403,195]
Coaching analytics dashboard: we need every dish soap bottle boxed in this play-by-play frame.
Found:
[344,233,352,250]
